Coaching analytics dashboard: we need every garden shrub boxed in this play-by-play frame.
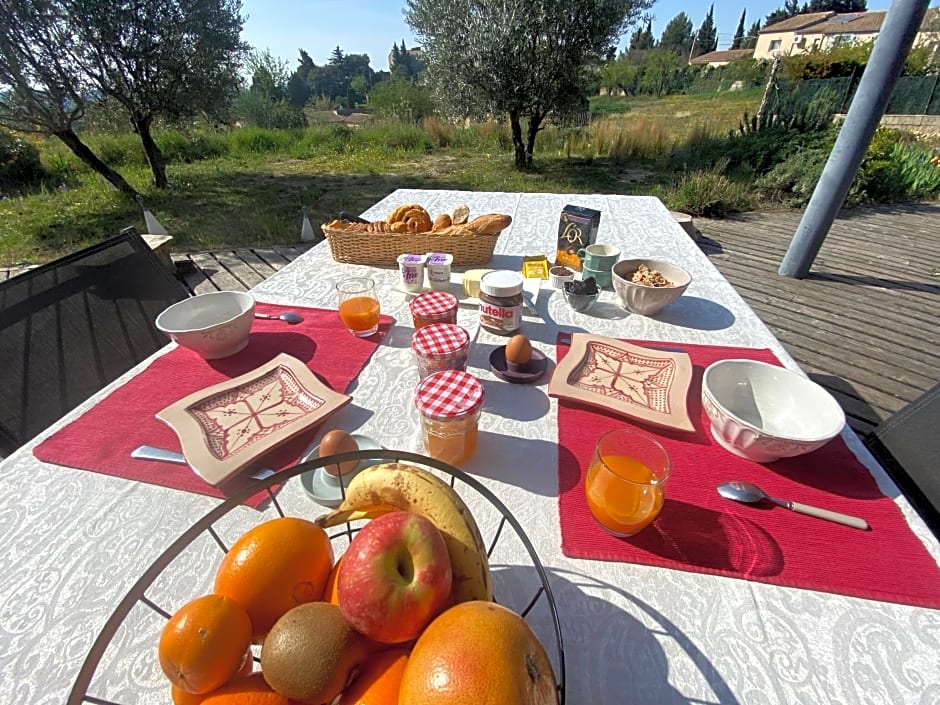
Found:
[860,131,940,202]
[754,140,844,207]
[355,121,431,152]
[423,116,452,148]
[0,130,45,192]
[229,126,299,155]
[87,133,147,166]
[368,78,435,123]
[589,96,631,116]
[157,130,228,163]
[663,167,752,217]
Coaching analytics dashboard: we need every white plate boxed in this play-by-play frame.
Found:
[298,434,382,508]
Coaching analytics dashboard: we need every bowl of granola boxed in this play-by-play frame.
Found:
[611,258,691,316]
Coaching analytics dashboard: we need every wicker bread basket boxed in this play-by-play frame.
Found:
[321,225,503,266]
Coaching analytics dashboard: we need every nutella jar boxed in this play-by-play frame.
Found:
[479,270,524,335]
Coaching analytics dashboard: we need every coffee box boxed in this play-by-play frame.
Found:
[555,205,601,272]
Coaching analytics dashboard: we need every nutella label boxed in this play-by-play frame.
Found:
[480,302,522,331]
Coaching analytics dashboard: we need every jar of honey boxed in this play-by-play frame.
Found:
[411,323,471,379]
[414,369,484,466]
[409,290,459,329]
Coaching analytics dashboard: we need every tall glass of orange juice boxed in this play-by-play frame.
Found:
[336,277,380,337]
[584,428,671,537]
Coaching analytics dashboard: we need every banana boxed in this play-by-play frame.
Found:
[315,463,493,604]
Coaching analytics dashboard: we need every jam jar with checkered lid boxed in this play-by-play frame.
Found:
[411,323,470,379]
[409,290,459,329]
[414,369,484,466]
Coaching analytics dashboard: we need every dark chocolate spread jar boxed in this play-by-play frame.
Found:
[479,270,524,335]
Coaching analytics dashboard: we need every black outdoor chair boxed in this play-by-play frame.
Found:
[0,229,190,455]
[864,381,940,538]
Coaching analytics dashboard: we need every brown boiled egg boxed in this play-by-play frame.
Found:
[319,430,359,477]
[505,334,532,366]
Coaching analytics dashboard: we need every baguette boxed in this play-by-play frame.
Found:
[467,213,512,236]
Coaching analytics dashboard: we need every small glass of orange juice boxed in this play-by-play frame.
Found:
[336,277,380,337]
[584,428,671,537]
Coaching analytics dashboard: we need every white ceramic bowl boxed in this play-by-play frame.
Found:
[155,291,255,359]
[702,359,845,463]
[611,258,691,315]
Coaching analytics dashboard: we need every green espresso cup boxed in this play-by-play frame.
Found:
[577,243,621,272]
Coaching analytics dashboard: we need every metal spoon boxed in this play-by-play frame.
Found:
[255,311,304,324]
[717,480,869,530]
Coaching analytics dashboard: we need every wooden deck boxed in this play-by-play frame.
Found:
[171,244,316,294]
[5,203,936,438]
[697,203,939,436]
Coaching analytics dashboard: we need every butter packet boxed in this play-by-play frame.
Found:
[522,255,549,280]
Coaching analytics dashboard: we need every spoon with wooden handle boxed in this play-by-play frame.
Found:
[718,480,870,530]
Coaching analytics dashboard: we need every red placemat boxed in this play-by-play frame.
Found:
[556,334,940,609]
[34,304,393,507]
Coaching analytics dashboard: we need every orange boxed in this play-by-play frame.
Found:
[339,648,409,705]
[173,673,289,705]
[400,601,558,705]
[171,646,251,704]
[159,594,252,695]
[325,556,343,606]
[214,517,333,641]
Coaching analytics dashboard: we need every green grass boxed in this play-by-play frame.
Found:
[0,90,764,267]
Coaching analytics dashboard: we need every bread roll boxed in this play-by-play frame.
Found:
[467,214,512,236]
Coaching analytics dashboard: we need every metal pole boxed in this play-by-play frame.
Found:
[779,0,930,278]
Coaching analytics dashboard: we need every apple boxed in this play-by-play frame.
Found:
[338,511,452,644]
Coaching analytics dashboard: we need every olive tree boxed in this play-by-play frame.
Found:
[404,0,652,169]
[0,0,138,194]
[68,0,247,188]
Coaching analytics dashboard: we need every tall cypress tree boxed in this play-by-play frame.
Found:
[695,5,718,56]
[731,9,747,49]
[743,20,762,49]
[660,12,694,56]
[629,19,655,51]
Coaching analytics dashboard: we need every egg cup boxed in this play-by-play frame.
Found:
[298,434,382,508]
[490,347,548,384]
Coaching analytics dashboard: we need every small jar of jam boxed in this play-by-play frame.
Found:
[479,270,524,335]
[411,323,470,379]
[409,290,459,329]
[414,369,484,466]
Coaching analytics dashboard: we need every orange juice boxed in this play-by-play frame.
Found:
[339,296,380,334]
[585,454,664,536]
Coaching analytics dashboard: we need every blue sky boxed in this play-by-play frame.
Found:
[239,0,899,72]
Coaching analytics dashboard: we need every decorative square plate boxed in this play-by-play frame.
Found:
[548,333,694,432]
[157,353,352,486]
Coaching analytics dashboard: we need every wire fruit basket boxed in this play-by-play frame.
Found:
[68,449,566,704]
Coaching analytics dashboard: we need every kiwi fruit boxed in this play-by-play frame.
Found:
[261,602,367,703]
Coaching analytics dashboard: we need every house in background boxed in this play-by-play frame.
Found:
[752,9,939,61]
[752,11,836,59]
[689,48,755,68]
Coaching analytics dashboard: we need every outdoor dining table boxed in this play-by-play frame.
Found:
[1,189,938,705]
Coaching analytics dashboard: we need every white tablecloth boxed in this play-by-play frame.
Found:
[2,190,937,705]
